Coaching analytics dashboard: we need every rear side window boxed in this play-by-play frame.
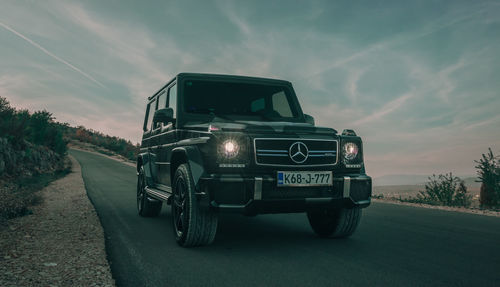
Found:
[168,83,177,118]
[154,91,167,129]
[157,91,167,110]
[144,99,156,131]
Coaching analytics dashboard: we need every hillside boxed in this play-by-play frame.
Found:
[0,96,138,224]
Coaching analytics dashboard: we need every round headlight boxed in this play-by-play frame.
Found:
[222,140,239,158]
[343,142,359,161]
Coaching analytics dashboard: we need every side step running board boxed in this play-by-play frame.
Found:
[145,187,172,202]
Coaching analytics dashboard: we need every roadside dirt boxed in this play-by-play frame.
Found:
[0,156,115,287]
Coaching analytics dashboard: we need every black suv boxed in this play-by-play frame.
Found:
[137,73,371,247]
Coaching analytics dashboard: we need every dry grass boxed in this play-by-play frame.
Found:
[0,156,114,286]
[0,160,71,227]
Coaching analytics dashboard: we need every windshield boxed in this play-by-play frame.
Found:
[183,80,301,122]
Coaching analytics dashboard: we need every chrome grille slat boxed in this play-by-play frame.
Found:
[256,154,288,157]
[257,149,288,153]
[254,138,338,167]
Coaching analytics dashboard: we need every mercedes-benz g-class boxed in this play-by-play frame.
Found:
[137,73,371,247]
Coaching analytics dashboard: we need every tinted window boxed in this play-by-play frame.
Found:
[157,91,167,110]
[153,92,167,129]
[144,99,156,131]
[250,98,265,112]
[183,80,299,121]
[168,83,177,118]
[272,91,293,117]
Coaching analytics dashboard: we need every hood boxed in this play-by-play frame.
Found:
[184,120,337,135]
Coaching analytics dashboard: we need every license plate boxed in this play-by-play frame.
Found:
[277,171,333,187]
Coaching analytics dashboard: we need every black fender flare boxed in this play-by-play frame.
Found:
[137,152,157,187]
[170,146,206,190]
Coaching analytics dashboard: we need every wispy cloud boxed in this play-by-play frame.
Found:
[463,115,500,130]
[353,93,413,126]
[220,2,251,36]
[0,0,498,178]
[0,21,106,89]
[346,67,368,105]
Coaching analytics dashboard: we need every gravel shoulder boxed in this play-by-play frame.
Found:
[0,155,115,287]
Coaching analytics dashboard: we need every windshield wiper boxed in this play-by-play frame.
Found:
[208,110,233,122]
[249,111,276,121]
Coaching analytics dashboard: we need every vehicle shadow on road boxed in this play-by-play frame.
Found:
[157,208,366,254]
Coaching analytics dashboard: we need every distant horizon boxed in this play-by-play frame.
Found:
[1,93,492,180]
[1,0,499,178]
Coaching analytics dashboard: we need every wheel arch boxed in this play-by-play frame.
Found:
[136,156,143,173]
[170,146,206,190]
[137,152,155,186]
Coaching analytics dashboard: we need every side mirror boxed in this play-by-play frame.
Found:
[304,114,315,125]
[342,129,357,136]
[153,108,174,125]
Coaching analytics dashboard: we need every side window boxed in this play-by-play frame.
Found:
[168,83,177,118]
[157,90,167,110]
[144,99,156,131]
[154,91,167,129]
[272,91,293,117]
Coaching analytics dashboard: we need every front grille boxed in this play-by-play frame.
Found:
[254,138,338,166]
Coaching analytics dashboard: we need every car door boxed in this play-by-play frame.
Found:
[157,82,177,189]
[142,97,159,185]
[151,89,168,189]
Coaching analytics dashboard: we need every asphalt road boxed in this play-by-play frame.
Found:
[70,149,500,287]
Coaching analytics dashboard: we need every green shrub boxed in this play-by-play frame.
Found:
[0,97,67,155]
[402,173,472,207]
[475,148,500,208]
[1,96,137,160]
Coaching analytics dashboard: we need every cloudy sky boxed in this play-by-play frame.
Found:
[1,0,499,178]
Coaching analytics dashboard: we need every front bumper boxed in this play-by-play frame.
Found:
[197,174,371,215]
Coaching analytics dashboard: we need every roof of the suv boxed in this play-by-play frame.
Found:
[178,73,291,84]
[149,73,292,100]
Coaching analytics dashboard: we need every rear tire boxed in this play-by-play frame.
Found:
[307,207,362,238]
[172,163,218,247]
[137,167,162,217]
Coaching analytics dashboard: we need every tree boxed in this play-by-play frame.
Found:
[475,148,500,208]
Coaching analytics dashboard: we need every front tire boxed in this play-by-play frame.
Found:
[307,207,362,238]
[172,163,218,247]
[137,167,162,217]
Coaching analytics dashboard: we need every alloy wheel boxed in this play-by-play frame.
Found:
[137,170,145,213]
[173,177,187,238]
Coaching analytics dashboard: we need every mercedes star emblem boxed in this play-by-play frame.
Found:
[289,142,308,163]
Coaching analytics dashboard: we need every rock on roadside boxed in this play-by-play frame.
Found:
[0,156,115,287]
